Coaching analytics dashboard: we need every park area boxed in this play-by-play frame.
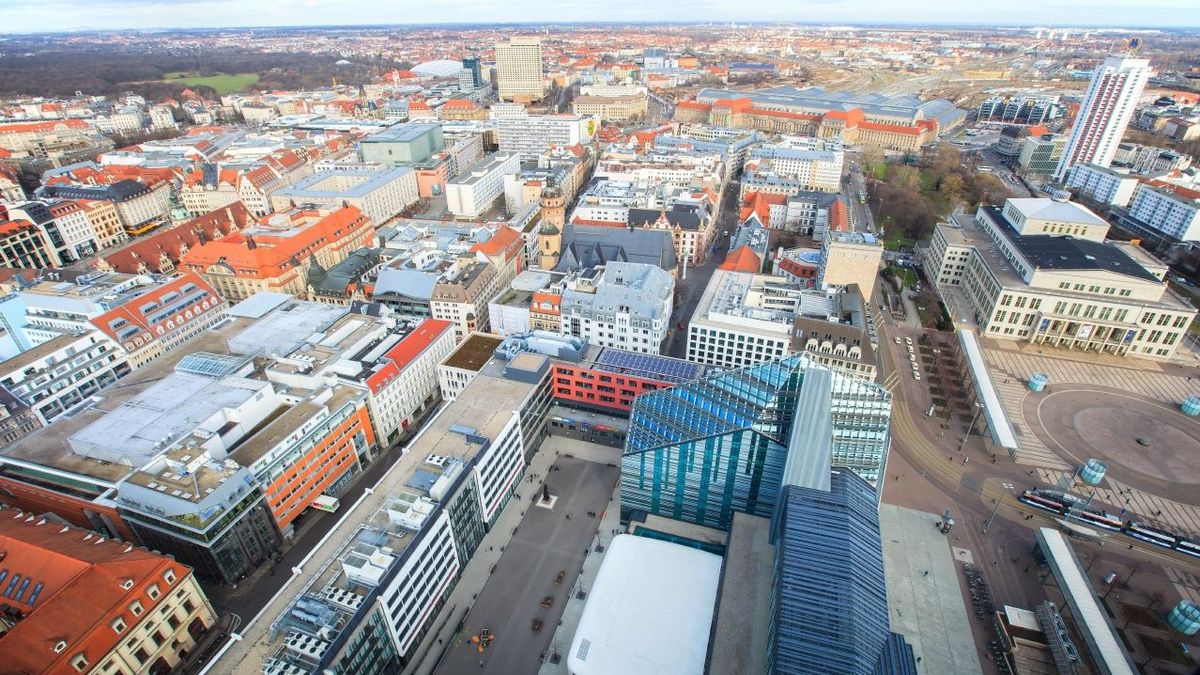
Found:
[163,72,259,95]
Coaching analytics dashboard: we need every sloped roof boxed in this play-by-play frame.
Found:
[0,506,181,674]
[719,245,762,273]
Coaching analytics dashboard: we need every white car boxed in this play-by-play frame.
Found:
[904,337,913,346]
[909,354,917,364]
[906,345,914,354]
[913,373,922,381]
[894,336,901,344]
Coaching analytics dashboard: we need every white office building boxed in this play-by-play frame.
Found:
[445,153,521,219]
[495,37,545,102]
[493,104,596,160]
[744,136,844,194]
[559,263,674,354]
[1125,181,1200,243]
[923,196,1195,361]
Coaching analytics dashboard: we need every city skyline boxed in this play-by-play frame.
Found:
[2,0,1199,32]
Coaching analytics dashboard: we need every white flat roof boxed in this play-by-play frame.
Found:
[568,535,722,675]
[1035,528,1137,675]
[957,330,1019,451]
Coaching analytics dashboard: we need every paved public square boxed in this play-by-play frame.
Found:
[434,454,619,675]
[979,342,1200,537]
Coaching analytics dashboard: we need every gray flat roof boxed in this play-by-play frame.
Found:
[360,122,441,143]
[706,512,774,675]
[274,166,413,199]
[879,504,983,675]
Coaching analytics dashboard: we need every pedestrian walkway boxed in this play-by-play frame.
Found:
[407,436,622,675]
[1165,567,1200,605]
[981,346,1195,474]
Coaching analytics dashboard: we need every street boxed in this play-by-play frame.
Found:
[202,406,441,625]
[663,179,737,359]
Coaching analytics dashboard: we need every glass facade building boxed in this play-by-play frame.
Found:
[620,355,890,530]
[766,470,894,675]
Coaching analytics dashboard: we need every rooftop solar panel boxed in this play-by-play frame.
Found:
[593,349,704,384]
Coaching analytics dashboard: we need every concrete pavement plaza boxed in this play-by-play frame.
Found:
[434,451,619,675]
[980,340,1200,537]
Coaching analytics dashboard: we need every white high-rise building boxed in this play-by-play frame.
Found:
[496,37,545,102]
[1054,56,1152,181]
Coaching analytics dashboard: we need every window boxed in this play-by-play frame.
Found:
[112,618,127,634]
[71,654,89,672]
[130,601,143,617]
[147,584,160,600]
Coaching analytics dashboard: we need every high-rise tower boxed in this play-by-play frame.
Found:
[1054,56,1151,181]
[495,37,545,103]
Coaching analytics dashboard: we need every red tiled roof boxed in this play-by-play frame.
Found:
[98,202,253,274]
[0,119,90,134]
[531,291,561,315]
[1145,179,1200,201]
[366,319,454,394]
[719,245,762,273]
[0,506,183,674]
[828,198,850,232]
[89,272,223,349]
[181,207,372,279]
[442,99,479,110]
[0,219,38,237]
[471,226,523,258]
[739,191,786,224]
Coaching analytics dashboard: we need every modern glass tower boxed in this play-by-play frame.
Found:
[620,354,891,530]
[766,470,892,675]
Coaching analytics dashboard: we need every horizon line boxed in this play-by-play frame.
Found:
[4,19,1200,35]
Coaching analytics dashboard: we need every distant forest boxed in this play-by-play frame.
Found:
[0,47,413,100]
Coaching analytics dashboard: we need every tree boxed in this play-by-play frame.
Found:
[939,174,965,203]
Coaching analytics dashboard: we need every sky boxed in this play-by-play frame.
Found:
[0,0,1195,33]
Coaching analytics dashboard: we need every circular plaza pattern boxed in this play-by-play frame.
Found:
[1023,385,1200,501]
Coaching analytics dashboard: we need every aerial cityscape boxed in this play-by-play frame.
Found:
[1,7,1200,675]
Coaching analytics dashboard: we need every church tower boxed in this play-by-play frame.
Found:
[537,183,565,270]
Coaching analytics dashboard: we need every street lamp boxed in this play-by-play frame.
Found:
[960,401,984,463]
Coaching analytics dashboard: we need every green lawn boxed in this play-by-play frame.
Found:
[162,72,259,95]
[887,264,918,288]
[881,227,916,251]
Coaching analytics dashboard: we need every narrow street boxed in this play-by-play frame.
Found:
[663,179,738,359]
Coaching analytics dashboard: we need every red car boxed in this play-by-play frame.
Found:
[677,322,686,330]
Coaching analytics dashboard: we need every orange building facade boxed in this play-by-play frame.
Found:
[180,205,374,302]
[241,386,376,531]
[676,98,938,152]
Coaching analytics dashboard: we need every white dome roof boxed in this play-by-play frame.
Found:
[412,60,466,77]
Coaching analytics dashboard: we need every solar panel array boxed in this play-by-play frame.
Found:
[594,349,704,384]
